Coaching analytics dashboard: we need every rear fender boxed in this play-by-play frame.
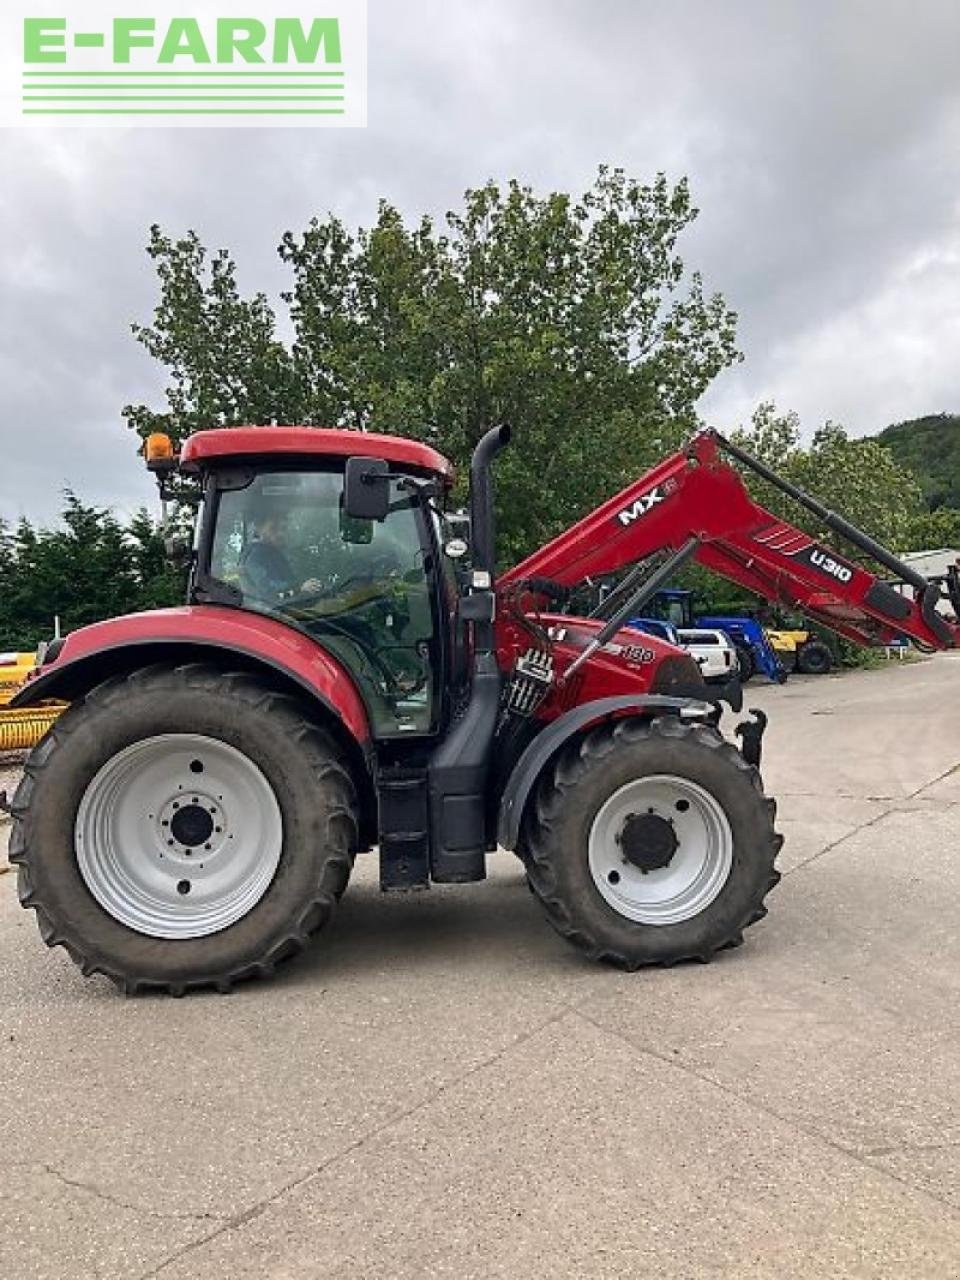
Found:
[497,695,716,851]
[11,608,374,837]
[14,606,378,839]
[14,606,369,738]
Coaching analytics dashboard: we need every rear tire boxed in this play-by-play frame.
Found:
[734,645,755,682]
[796,640,833,675]
[520,717,782,969]
[9,664,358,994]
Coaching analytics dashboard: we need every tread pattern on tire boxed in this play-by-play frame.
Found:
[9,663,359,995]
[520,715,783,970]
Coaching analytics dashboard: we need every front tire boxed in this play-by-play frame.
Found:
[521,717,782,969]
[9,664,358,994]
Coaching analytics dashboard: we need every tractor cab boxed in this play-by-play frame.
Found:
[643,588,696,629]
[172,428,461,741]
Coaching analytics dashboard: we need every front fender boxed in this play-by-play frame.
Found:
[12,605,371,747]
[497,695,716,851]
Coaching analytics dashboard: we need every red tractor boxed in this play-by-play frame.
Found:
[7,424,960,993]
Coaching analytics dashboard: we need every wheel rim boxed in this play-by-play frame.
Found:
[76,734,283,940]
[587,774,733,925]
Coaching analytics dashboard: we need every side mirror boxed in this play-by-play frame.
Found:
[339,509,374,544]
[344,456,390,521]
[163,532,194,569]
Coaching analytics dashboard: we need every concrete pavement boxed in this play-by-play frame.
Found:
[3,655,960,1278]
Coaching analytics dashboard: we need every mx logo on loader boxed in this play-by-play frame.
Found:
[615,478,678,528]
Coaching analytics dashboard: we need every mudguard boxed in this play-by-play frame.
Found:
[497,694,716,851]
[11,605,371,747]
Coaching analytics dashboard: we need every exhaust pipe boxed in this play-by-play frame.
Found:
[469,424,512,589]
[428,424,512,883]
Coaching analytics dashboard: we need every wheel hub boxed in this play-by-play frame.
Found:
[619,811,678,874]
[168,802,215,849]
[156,788,229,861]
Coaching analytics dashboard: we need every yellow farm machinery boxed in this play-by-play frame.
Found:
[0,653,63,752]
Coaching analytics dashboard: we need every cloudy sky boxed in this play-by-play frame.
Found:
[2,0,960,526]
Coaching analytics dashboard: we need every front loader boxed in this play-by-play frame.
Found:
[7,423,958,994]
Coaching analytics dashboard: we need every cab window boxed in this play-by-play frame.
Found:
[209,470,436,737]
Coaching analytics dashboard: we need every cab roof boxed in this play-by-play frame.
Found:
[179,426,454,483]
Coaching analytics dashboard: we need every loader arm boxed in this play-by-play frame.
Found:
[502,429,960,652]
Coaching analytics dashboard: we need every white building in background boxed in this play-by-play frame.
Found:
[898,548,960,580]
[891,548,960,617]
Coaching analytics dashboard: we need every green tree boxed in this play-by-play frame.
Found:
[901,505,960,552]
[0,498,183,651]
[875,413,960,510]
[125,168,741,563]
[127,508,187,611]
[123,226,303,443]
[731,403,922,553]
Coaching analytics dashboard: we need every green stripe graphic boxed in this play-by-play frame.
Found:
[24,95,345,101]
[23,70,344,77]
[22,83,344,88]
[22,108,346,115]
[20,65,352,119]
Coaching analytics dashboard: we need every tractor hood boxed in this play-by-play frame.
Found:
[495,611,708,712]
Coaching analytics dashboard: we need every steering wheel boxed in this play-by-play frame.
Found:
[296,554,401,604]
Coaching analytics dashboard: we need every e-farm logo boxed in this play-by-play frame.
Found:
[1,2,366,127]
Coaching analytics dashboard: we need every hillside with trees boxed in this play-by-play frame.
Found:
[876,414,960,511]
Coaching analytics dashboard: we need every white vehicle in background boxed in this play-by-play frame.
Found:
[676,627,738,685]
[625,618,739,686]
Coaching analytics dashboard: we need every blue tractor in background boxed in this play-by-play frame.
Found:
[644,589,788,683]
